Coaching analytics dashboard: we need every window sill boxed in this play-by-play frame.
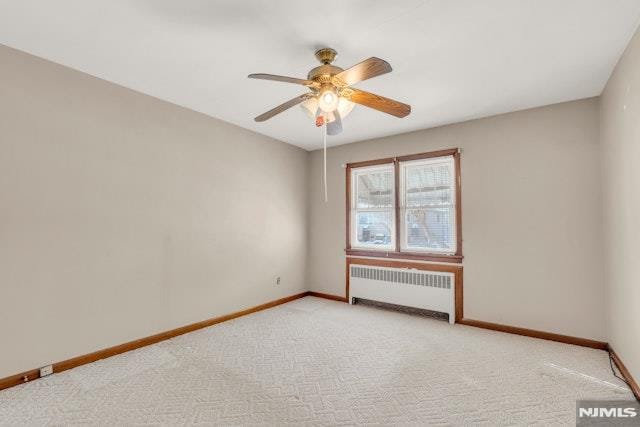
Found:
[345,249,463,264]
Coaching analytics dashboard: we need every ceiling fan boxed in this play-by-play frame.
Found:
[248,48,411,136]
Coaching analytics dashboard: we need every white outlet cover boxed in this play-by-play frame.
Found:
[39,365,53,377]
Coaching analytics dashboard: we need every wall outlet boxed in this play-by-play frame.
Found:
[39,365,53,377]
[275,276,281,285]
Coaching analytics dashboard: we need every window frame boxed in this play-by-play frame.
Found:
[345,148,462,264]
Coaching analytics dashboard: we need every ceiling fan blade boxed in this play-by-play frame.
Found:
[332,57,392,87]
[248,73,319,88]
[327,111,343,136]
[254,93,313,122]
[346,89,411,118]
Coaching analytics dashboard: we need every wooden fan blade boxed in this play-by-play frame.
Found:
[332,57,392,87]
[347,89,411,118]
[327,111,342,136]
[248,73,319,88]
[254,93,313,122]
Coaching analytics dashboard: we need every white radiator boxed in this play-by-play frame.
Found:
[349,264,456,324]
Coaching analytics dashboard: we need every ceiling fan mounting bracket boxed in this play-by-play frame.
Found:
[315,47,337,65]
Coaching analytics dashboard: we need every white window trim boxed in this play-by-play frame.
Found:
[399,156,457,255]
[350,164,396,251]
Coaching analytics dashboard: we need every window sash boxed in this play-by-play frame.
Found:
[399,156,456,254]
[400,206,457,253]
[352,209,395,250]
[351,164,395,251]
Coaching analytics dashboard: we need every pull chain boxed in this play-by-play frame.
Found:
[323,120,328,203]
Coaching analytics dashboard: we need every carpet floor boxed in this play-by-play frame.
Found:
[0,296,633,425]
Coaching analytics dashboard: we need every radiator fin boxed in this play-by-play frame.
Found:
[350,266,452,289]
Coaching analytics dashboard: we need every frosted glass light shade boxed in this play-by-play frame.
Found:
[337,97,355,118]
[301,96,355,121]
[301,97,318,118]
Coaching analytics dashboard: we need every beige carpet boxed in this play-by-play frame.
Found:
[0,297,632,425]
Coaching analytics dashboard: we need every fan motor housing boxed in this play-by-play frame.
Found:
[307,64,344,84]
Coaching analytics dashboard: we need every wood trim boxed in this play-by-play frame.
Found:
[345,148,463,261]
[344,258,350,303]
[396,148,459,162]
[345,165,351,250]
[0,292,309,392]
[307,291,349,303]
[0,369,41,391]
[346,249,462,264]
[347,149,459,168]
[347,256,463,273]
[394,159,401,253]
[455,266,464,321]
[608,345,640,401]
[453,150,463,258]
[458,318,608,350]
[346,257,463,321]
[346,157,395,169]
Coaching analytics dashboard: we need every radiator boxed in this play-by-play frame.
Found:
[349,264,456,324]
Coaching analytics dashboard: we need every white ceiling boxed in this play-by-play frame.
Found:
[1,1,639,150]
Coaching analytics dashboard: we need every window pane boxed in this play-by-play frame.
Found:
[405,161,453,207]
[356,169,393,208]
[405,207,455,251]
[356,211,393,246]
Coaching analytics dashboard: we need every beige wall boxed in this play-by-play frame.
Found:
[0,45,308,378]
[601,26,640,383]
[307,98,606,341]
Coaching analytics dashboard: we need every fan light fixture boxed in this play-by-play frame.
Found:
[301,96,355,121]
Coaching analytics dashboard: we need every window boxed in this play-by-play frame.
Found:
[347,149,461,263]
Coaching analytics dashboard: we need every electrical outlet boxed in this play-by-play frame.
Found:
[275,276,281,285]
[39,365,53,377]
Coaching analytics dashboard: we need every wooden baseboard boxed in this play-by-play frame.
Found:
[307,291,348,303]
[458,318,608,350]
[608,345,640,402]
[0,369,41,391]
[0,291,308,392]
